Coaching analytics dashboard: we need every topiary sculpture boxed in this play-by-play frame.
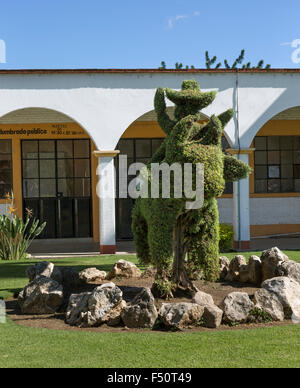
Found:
[132,80,251,298]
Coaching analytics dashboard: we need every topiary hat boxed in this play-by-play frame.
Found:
[165,80,216,114]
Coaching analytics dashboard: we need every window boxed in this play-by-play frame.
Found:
[254,136,300,193]
[115,138,164,240]
[22,139,91,199]
[0,140,12,198]
[115,138,164,187]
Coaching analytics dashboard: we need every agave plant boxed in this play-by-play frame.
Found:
[0,194,46,261]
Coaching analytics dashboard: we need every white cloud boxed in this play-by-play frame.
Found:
[168,14,189,29]
[280,42,293,47]
[280,39,300,65]
[167,11,200,29]
[280,39,300,47]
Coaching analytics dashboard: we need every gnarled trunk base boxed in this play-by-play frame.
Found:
[172,216,199,297]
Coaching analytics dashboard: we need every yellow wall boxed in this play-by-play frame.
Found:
[122,121,165,138]
[0,122,99,242]
[251,224,300,237]
[122,119,208,139]
[256,120,300,136]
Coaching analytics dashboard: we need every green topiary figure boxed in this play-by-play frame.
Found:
[132,80,251,298]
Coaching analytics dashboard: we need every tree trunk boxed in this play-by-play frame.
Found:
[172,216,198,294]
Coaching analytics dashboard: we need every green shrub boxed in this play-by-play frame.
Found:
[0,195,46,261]
[132,80,250,296]
[219,224,234,252]
[249,308,273,323]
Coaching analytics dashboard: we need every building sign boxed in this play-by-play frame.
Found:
[0,123,87,138]
[50,124,85,137]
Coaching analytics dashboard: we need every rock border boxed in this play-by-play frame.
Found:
[16,248,300,330]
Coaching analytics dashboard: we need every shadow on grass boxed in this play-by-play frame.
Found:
[0,261,38,281]
[0,288,23,298]
[0,262,114,281]
[0,257,146,281]
[0,257,146,301]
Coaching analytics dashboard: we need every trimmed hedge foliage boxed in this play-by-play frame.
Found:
[132,80,251,297]
[219,224,234,253]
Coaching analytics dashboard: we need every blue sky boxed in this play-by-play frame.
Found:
[0,0,299,69]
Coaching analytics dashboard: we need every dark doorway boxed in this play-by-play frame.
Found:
[115,138,164,240]
[21,139,92,238]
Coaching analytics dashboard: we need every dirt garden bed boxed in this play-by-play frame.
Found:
[6,276,294,333]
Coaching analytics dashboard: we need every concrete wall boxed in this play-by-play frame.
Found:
[250,197,300,225]
[1,71,300,151]
[218,197,300,226]
[0,204,9,216]
[218,198,233,224]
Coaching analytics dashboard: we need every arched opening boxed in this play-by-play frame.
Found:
[115,109,168,240]
[249,106,300,237]
[0,108,99,243]
[114,108,232,241]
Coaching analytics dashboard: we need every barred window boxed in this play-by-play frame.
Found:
[254,136,300,193]
[0,140,12,198]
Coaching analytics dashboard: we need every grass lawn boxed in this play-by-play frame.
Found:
[0,251,300,368]
[0,255,138,300]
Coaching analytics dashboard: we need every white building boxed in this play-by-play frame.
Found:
[0,68,300,252]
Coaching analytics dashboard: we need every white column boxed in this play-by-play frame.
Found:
[228,149,254,250]
[94,150,120,254]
